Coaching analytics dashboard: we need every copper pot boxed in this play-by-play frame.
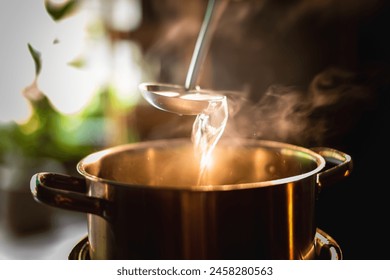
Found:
[30,138,352,260]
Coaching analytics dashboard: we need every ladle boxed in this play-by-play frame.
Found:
[139,0,229,115]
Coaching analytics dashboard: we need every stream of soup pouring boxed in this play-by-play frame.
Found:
[189,93,228,185]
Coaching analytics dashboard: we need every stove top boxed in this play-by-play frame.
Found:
[69,228,341,260]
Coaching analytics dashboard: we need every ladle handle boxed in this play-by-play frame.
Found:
[184,0,228,90]
[30,172,109,219]
[311,147,353,193]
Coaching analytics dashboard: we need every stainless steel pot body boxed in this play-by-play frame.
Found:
[31,138,352,260]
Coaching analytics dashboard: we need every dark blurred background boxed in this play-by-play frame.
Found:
[132,0,390,260]
[1,0,389,259]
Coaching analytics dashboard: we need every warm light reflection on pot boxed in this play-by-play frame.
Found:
[31,138,352,259]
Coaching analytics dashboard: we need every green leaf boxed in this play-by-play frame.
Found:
[68,56,85,68]
[44,0,79,21]
[27,43,42,76]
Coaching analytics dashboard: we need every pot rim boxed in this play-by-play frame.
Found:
[76,138,326,191]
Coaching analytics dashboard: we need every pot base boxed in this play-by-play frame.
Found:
[68,228,342,260]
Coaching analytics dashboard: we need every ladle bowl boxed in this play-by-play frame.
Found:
[139,82,227,115]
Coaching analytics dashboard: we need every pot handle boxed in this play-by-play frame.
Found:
[310,147,353,192]
[30,172,109,218]
[315,228,343,260]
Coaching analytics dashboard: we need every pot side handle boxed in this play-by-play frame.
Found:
[30,172,108,218]
[310,147,353,193]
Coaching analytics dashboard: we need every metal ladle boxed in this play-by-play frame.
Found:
[139,0,229,115]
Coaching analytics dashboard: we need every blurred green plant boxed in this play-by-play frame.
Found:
[0,0,142,169]
[0,44,103,168]
[44,0,80,21]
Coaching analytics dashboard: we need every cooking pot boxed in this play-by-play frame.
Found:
[30,138,352,260]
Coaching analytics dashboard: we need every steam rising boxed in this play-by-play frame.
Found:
[137,0,379,145]
[223,67,372,146]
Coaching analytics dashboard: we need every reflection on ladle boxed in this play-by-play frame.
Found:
[138,0,229,116]
[138,83,227,116]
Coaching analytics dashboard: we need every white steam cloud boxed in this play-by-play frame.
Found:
[223,67,373,146]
